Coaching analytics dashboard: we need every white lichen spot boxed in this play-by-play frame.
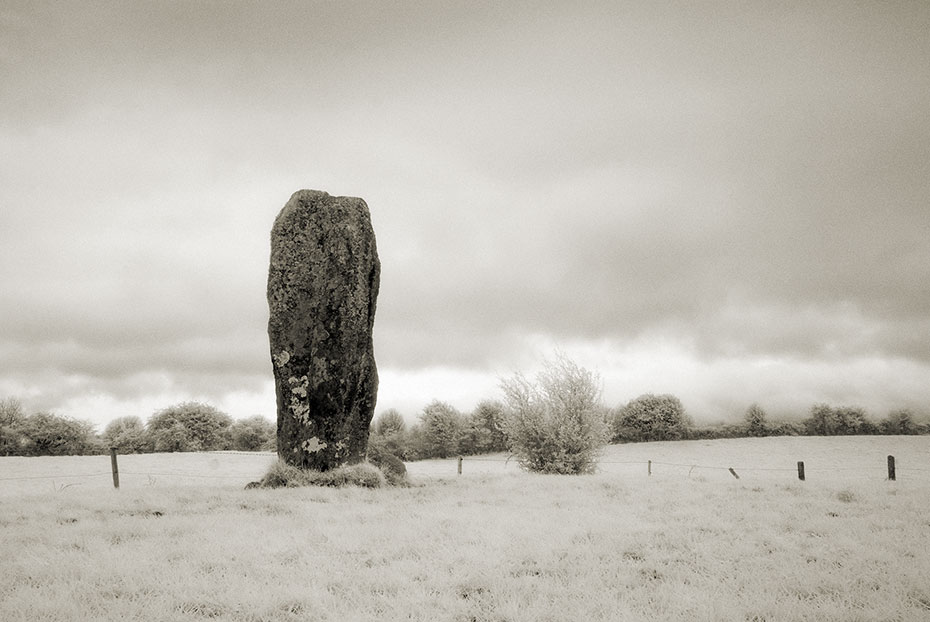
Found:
[287,375,310,423]
[273,350,291,368]
[287,375,308,397]
[301,437,327,454]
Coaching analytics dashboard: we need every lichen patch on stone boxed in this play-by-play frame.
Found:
[273,350,291,368]
[301,436,328,454]
[288,375,310,423]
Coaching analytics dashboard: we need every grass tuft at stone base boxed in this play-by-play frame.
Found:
[249,459,386,489]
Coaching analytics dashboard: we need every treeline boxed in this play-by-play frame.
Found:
[689,402,928,440]
[2,388,927,460]
[0,398,275,457]
[370,396,929,462]
[368,400,510,462]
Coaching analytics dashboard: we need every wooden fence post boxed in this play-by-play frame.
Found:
[797,461,805,481]
[887,455,896,481]
[457,456,463,475]
[110,448,120,489]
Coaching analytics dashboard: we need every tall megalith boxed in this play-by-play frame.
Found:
[267,189,380,470]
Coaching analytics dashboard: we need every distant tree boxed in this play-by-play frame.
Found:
[418,400,465,458]
[147,402,232,452]
[0,397,26,455]
[369,409,407,458]
[0,397,23,426]
[0,426,17,456]
[500,353,607,474]
[401,423,429,461]
[805,403,838,435]
[229,415,276,451]
[767,420,804,437]
[461,399,509,455]
[103,416,148,453]
[882,409,917,435]
[16,412,98,456]
[612,394,691,442]
[834,406,872,434]
[150,422,194,452]
[373,409,406,436]
[744,403,768,437]
[805,404,871,436]
[690,422,748,440]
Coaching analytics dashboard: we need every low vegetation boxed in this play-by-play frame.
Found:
[252,460,387,489]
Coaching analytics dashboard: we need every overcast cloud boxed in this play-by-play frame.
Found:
[2,1,929,429]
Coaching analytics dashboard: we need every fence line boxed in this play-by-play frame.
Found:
[0,470,262,483]
[120,471,259,480]
[0,472,112,481]
[454,454,917,481]
[0,451,278,491]
[1,451,926,489]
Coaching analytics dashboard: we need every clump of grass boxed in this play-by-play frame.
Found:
[324,463,386,488]
[837,489,857,503]
[252,460,386,489]
[366,442,408,486]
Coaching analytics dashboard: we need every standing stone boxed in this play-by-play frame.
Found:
[267,189,380,470]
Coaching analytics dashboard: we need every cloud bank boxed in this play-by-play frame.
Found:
[2,2,929,427]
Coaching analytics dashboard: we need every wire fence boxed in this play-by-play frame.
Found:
[407,451,930,482]
[0,451,278,496]
[2,442,929,495]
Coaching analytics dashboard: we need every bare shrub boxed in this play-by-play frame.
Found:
[500,353,607,474]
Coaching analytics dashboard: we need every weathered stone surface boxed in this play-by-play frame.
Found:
[267,189,380,470]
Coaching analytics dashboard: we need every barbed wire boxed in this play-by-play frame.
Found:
[0,472,112,481]
[0,453,925,483]
[0,451,276,482]
[120,470,260,480]
[460,457,866,473]
[453,455,926,479]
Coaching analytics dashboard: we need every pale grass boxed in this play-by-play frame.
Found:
[2,438,930,621]
[0,451,278,498]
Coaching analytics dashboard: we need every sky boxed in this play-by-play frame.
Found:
[2,1,929,431]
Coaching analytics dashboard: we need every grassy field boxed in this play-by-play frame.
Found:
[1,437,929,621]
